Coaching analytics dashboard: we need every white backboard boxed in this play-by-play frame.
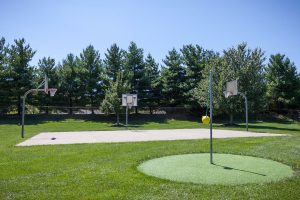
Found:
[224,80,238,98]
[122,94,138,107]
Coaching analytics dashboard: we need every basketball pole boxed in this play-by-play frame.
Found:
[209,70,213,164]
[238,92,248,131]
[126,105,128,127]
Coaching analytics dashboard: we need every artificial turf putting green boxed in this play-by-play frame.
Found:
[138,153,294,185]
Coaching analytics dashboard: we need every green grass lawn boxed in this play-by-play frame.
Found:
[0,116,299,199]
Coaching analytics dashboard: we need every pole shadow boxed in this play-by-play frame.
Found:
[212,163,266,176]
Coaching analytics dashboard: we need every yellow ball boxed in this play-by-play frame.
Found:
[202,116,210,124]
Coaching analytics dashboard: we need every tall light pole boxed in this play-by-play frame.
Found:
[21,75,57,138]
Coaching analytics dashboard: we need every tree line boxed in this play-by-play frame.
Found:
[0,37,300,121]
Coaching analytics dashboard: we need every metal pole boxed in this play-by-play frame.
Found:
[239,92,248,131]
[126,105,128,127]
[20,89,45,138]
[21,96,25,138]
[209,70,213,164]
[245,95,248,131]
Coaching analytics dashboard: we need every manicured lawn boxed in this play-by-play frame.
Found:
[0,116,299,199]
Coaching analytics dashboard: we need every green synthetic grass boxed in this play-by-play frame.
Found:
[0,116,300,199]
[138,153,294,185]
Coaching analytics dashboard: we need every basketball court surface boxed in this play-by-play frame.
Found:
[16,129,286,146]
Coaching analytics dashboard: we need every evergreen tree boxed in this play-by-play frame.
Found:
[143,54,161,113]
[6,38,36,115]
[35,57,57,114]
[101,72,129,125]
[181,44,216,108]
[181,44,215,88]
[78,45,104,114]
[0,37,10,113]
[124,42,145,112]
[266,54,300,109]
[161,48,187,106]
[104,44,125,81]
[57,53,80,114]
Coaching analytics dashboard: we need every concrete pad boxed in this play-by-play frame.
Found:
[16,129,287,146]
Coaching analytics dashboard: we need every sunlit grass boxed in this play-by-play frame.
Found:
[0,116,299,199]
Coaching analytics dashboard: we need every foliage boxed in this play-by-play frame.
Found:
[0,37,9,111]
[6,38,36,114]
[161,48,187,106]
[0,36,299,116]
[101,72,129,124]
[104,43,125,81]
[181,44,217,108]
[33,57,57,113]
[266,54,300,109]
[57,53,81,112]
[78,45,104,113]
[143,54,161,113]
[194,43,267,123]
[124,42,146,112]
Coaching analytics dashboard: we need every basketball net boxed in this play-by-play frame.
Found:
[224,91,233,98]
[48,88,57,97]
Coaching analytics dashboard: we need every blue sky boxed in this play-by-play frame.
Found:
[1,0,300,71]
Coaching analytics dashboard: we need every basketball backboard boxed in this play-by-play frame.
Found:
[224,80,238,98]
[122,94,137,107]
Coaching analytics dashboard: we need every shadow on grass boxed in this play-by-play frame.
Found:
[212,163,266,176]
[109,123,142,128]
[220,123,300,133]
[0,114,173,126]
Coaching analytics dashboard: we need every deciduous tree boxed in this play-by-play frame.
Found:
[266,54,300,109]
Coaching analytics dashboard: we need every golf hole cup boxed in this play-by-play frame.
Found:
[202,116,210,124]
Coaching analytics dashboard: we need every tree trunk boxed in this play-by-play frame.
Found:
[229,113,234,125]
[18,95,21,115]
[46,102,49,114]
[149,107,153,114]
[69,96,73,114]
[91,96,94,114]
[135,107,138,114]
[116,113,120,125]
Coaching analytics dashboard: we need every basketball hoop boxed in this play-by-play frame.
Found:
[48,88,57,97]
[224,91,233,98]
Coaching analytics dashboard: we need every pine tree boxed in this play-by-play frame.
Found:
[124,42,145,112]
[161,48,187,106]
[0,37,10,113]
[57,53,80,114]
[35,57,57,114]
[143,54,161,113]
[6,38,36,115]
[104,44,125,81]
[181,44,216,108]
[78,45,104,114]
